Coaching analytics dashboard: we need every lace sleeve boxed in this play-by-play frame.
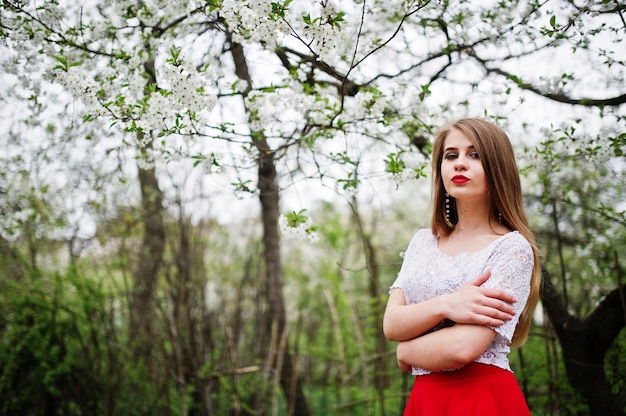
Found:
[481,233,534,344]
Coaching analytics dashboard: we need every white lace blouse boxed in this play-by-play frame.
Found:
[390,229,533,375]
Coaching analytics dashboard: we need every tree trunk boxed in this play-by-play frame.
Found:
[128,53,167,367]
[257,144,310,416]
[541,268,625,415]
[228,36,310,415]
[129,144,166,363]
[170,213,206,415]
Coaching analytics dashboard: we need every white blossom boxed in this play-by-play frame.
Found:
[56,67,108,117]
[221,0,291,46]
[279,214,319,243]
[202,153,222,174]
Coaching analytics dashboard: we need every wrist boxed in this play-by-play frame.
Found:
[434,294,451,321]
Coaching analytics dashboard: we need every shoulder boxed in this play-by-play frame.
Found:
[484,232,535,286]
[403,228,436,253]
[490,232,534,269]
[409,228,436,245]
[497,231,532,253]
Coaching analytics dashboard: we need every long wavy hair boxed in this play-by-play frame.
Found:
[430,118,541,348]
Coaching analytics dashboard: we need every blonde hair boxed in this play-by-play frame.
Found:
[430,118,541,347]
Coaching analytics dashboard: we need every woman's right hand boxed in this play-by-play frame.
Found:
[440,270,516,327]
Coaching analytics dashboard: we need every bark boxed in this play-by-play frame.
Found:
[172,215,207,415]
[128,54,166,364]
[257,144,310,416]
[229,36,311,415]
[129,147,166,363]
[541,268,625,415]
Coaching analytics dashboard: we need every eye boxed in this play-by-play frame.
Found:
[444,153,458,160]
[469,152,480,159]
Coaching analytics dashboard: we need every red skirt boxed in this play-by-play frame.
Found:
[404,363,530,416]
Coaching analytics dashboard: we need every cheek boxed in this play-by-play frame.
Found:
[441,160,453,171]
[477,173,489,190]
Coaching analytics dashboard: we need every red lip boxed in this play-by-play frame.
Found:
[452,175,469,184]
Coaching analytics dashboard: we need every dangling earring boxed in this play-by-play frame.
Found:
[445,192,453,227]
[498,211,502,224]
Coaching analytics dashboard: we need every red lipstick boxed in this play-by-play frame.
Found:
[452,175,469,184]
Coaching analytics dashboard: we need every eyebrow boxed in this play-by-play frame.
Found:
[444,145,476,152]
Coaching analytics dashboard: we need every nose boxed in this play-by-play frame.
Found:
[454,156,467,171]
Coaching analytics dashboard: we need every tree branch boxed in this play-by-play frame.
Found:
[274,46,361,96]
[477,60,626,107]
[586,282,626,351]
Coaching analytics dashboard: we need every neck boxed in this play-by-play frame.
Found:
[453,199,495,234]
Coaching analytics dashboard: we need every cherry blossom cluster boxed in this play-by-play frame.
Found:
[56,68,109,119]
[298,0,347,61]
[219,0,347,62]
[244,85,333,134]
[389,152,429,187]
[278,211,320,243]
[55,50,217,145]
[347,90,387,121]
[219,0,291,45]
[144,51,218,131]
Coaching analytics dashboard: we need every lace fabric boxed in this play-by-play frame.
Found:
[390,229,533,375]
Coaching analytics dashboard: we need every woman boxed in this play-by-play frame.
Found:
[383,118,541,415]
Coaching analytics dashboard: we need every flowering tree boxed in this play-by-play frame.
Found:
[1,0,625,413]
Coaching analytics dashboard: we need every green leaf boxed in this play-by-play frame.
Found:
[206,0,222,12]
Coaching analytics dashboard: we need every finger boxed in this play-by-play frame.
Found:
[478,308,514,326]
[480,296,516,315]
[489,306,515,320]
[486,318,506,327]
[468,311,505,327]
[481,303,516,321]
[482,287,517,304]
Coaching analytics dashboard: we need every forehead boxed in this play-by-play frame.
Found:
[443,128,474,149]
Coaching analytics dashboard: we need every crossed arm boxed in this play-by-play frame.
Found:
[382,271,517,372]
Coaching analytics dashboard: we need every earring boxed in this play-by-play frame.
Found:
[445,192,453,227]
[498,211,502,224]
